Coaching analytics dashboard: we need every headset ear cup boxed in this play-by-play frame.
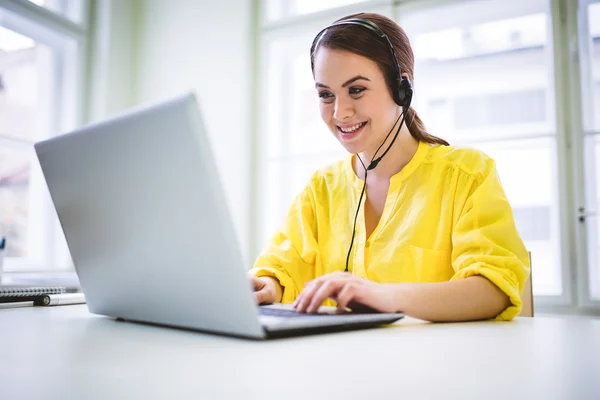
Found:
[398,77,413,108]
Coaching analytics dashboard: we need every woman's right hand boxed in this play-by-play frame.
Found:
[249,275,283,304]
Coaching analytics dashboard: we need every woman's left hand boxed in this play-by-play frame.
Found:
[292,272,399,313]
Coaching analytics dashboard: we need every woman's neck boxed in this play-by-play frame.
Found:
[354,125,420,181]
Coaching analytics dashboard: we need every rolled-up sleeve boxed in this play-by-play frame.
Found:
[451,161,531,321]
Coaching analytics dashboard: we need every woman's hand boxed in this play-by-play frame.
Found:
[292,271,398,313]
[249,275,283,304]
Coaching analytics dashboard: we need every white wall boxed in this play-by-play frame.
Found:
[87,0,137,121]
[90,0,254,261]
[135,0,252,261]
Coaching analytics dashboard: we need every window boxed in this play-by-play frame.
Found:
[579,0,600,301]
[453,89,547,129]
[0,1,87,272]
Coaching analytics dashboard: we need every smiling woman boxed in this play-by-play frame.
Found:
[250,13,530,322]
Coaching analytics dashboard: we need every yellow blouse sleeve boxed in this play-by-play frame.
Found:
[249,180,319,303]
[451,159,531,321]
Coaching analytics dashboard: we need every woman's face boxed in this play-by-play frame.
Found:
[313,47,400,155]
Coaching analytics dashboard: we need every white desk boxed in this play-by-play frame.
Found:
[1,305,599,399]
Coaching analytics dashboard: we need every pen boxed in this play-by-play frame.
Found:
[38,293,86,306]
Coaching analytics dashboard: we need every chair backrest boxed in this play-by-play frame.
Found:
[519,252,534,317]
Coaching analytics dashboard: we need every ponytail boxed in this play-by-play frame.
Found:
[406,107,449,146]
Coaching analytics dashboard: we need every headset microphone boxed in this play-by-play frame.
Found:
[367,110,407,171]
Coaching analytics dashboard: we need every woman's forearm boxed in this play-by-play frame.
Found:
[392,276,511,322]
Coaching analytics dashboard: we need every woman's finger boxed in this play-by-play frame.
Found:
[306,280,340,313]
[250,275,263,291]
[335,282,357,313]
[295,279,324,312]
[294,273,359,311]
[254,288,268,304]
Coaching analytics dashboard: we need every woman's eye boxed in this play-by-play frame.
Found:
[319,91,333,100]
[349,87,365,95]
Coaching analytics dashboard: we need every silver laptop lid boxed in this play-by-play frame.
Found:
[35,93,265,339]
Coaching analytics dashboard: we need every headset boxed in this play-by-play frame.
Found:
[311,18,414,273]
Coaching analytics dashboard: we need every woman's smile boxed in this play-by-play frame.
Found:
[337,121,368,141]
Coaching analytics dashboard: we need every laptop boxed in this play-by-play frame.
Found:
[34,92,404,339]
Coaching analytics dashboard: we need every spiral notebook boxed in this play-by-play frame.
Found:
[0,286,66,303]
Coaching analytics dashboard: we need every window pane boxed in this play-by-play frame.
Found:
[0,20,77,270]
[0,26,50,260]
[265,0,365,22]
[289,52,346,155]
[0,26,52,142]
[264,39,284,158]
[589,1,600,300]
[472,138,562,296]
[591,136,600,299]
[264,34,347,158]
[580,2,600,301]
[403,7,554,144]
[0,145,32,257]
[585,2,600,131]
[26,0,85,25]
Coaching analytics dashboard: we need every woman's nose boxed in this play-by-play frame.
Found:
[333,97,354,121]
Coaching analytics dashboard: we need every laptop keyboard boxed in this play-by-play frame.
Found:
[259,307,346,317]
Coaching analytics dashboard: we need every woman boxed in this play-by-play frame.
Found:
[249,13,530,322]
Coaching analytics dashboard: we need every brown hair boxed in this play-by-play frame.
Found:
[310,12,449,146]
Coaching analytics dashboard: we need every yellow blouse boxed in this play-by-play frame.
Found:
[250,141,531,320]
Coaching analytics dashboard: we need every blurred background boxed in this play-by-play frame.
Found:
[0,0,598,314]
